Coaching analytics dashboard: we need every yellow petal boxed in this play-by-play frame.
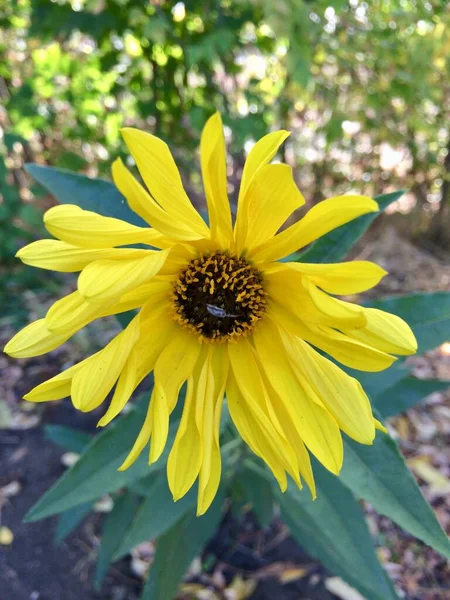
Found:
[226,373,288,491]
[119,397,154,471]
[167,374,202,501]
[264,268,364,329]
[16,239,152,272]
[78,250,169,303]
[23,362,83,402]
[280,330,375,444]
[200,112,233,248]
[112,158,202,240]
[4,319,71,359]
[149,331,201,463]
[344,306,417,356]
[267,261,387,295]
[197,345,228,515]
[228,340,300,485]
[239,130,291,202]
[44,280,168,339]
[117,310,178,472]
[303,277,367,329]
[110,278,172,316]
[269,302,396,372]
[315,325,397,372]
[121,128,209,237]
[97,347,138,427]
[71,315,140,412]
[133,303,178,386]
[45,291,104,335]
[244,163,305,251]
[234,130,290,251]
[256,363,315,497]
[267,398,316,498]
[253,321,344,474]
[374,418,388,434]
[44,204,168,249]
[250,195,378,263]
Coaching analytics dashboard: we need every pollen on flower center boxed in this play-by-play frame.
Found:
[171,251,266,342]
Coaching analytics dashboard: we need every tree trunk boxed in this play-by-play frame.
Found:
[428,142,450,248]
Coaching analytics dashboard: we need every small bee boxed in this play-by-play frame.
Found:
[206,304,238,318]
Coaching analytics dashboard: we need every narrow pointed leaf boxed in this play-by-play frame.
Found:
[235,460,274,527]
[26,398,177,521]
[279,464,399,600]
[140,487,225,600]
[113,471,196,561]
[25,164,146,226]
[355,367,409,400]
[54,502,94,545]
[341,434,450,559]
[95,491,141,590]
[373,377,450,418]
[44,424,92,453]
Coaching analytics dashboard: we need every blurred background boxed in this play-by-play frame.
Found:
[0,1,449,599]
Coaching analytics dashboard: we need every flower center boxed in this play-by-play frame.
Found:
[171,251,266,342]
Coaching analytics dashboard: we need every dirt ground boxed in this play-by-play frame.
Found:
[1,224,449,600]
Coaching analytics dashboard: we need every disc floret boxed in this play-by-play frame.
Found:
[171,251,266,342]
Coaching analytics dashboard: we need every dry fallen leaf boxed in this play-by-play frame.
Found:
[0,526,14,546]
[407,456,450,495]
[61,452,80,467]
[94,495,114,513]
[0,399,13,429]
[1,480,21,498]
[325,576,367,600]
[279,566,310,583]
[224,575,257,600]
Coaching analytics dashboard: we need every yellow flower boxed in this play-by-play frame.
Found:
[5,114,417,515]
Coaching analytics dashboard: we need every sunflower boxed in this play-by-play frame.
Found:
[5,113,417,515]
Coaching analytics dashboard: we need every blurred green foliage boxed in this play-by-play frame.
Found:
[0,0,449,244]
[0,130,50,315]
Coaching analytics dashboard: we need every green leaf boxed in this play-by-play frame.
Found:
[128,473,159,496]
[44,424,92,454]
[373,376,450,418]
[356,366,409,400]
[95,491,141,590]
[366,292,450,354]
[235,460,274,527]
[340,433,450,559]
[54,502,94,545]
[279,465,399,600]
[297,191,404,263]
[140,488,225,600]
[25,163,146,227]
[26,400,176,522]
[114,471,196,561]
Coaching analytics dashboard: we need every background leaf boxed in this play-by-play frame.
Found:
[44,424,92,453]
[340,434,450,559]
[94,491,141,590]
[233,461,274,527]
[373,376,450,418]
[140,488,225,600]
[113,471,196,561]
[25,164,146,227]
[279,465,399,600]
[53,501,94,545]
[26,400,177,521]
